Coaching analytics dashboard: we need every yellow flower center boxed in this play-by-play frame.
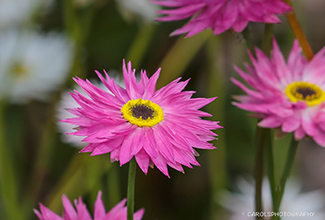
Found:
[285,81,325,106]
[121,98,164,127]
[9,61,30,81]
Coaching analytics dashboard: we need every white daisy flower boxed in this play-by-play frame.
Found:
[0,0,52,29]
[116,0,160,23]
[0,30,73,103]
[219,177,325,220]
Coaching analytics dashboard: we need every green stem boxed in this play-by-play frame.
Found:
[206,36,227,220]
[266,133,276,209]
[242,25,255,54]
[127,158,137,220]
[261,23,277,211]
[273,135,299,219]
[254,127,271,220]
[157,30,211,88]
[0,101,22,220]
[63,0,95,80]
[126,24,156,69]
[262,24,274,56]
[250,23,274,220]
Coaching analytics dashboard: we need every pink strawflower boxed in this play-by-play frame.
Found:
[152,0,291,37]
[61,60,221,177]
[34,191,145,220]
[232,38,325,147]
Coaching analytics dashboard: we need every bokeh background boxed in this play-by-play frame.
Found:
[1,0,325,219]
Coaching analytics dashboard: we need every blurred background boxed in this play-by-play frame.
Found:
[1,0,325,219]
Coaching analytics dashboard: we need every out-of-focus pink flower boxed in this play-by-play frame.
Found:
[152,0,291,37]
[61,60,221,177]
[34,191,145,220]
[232,38,325,147]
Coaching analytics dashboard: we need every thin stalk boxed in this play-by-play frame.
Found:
[262,23,277,210]
[126,24,156,69]
[127,158,137,220]
[0,101,22,220]
[254,127,271,220]
[241,26,263,220]
[262,24,274,56]
[283,0,314,61]
[266,134,276,209]
[157,30,211,88]
[206,36,227,220]
[242,26,255,54]
[249,23,274,220]
[273,135,299,219]
[63,0,95,80]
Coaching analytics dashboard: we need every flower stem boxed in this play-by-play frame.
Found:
[262,24,274,56]
[253,23,274,220]
[272,135,298,220]
[261,23,278,210]
[157,30,211,88]
[127,158,137,220]
[126,23,156,69]
[254,127,271,220]
[0,101,22,220]
[283,0,314,61]
[242,26,255,54]
[266,134,276,209]
[206,35,227,220]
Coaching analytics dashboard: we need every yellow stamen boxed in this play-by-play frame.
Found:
[121,98,164,127]
[285,82,325,106]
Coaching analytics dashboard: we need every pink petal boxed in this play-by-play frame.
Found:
[75,198,92,220]
[258,116,284,128]
[104,199,127,219]
[94,191,106,220]
[313,132,325,147]
[135,149,150,174]
[62,195,78,220]
[282,114,301,133]
[213,0,238,35]
[151,153,170,178]
[134,208,145,220]
[294,126,306,140]
[37,204,63,220]
[142,68,161,100]
[301,110,319,136]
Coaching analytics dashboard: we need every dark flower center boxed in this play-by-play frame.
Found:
[131,104,155,120]
[295,87,317,99]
